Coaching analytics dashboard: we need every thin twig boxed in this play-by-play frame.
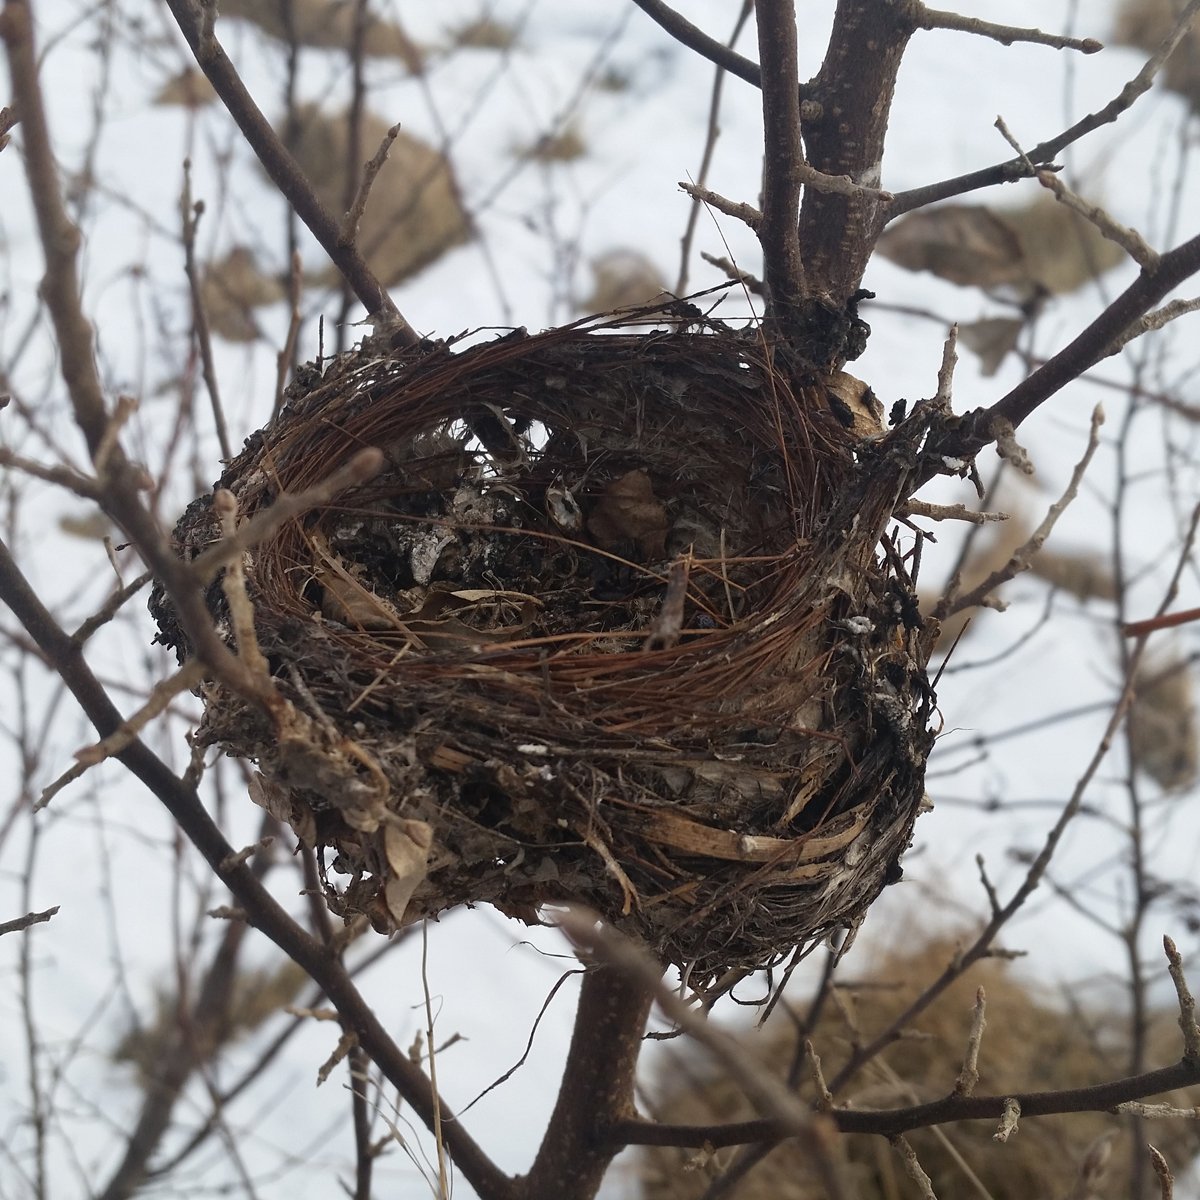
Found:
[939,405,1104,618]
[339,121,401,247]
[954,988,987,1096]
[915,6,1102,53]
[0,906,59,937]
[1163,936,1200,1061]
[889,0,1200,217]
[891,1135,939,1200]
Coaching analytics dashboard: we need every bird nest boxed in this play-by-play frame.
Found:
[153,311,938,987]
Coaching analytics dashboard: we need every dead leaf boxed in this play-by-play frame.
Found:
[278,105,470,287]
[878,197,1126,297]
[826,372,884,438]
[153,67,216,108]
[580,249,667,313]
[200,246,285,343]
[382,818,434,925]
[877,205,1026,289]
[959,317,1025,376]
[587,469,668,560]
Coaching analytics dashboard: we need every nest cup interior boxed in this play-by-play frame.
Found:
[156,314,937,987]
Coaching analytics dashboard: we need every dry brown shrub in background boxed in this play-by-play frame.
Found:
[218,0,424,70]
[1129,653,1199,791]
[579,249,669,312]
[877,195,1126,299]
[1114,0,1200,111]
[200,245,287,343]
[152,65,217,109]
[447,14,520,51]
[279,104,471,287]
[518,124,588,163]
[643,936,1200,1200]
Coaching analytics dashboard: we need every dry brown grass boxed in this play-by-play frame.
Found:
[644,935,1200,1199]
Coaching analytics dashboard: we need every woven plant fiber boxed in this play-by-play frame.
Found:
[153,311,938,986]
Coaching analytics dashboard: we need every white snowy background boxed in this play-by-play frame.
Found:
[3,1,1200,1196]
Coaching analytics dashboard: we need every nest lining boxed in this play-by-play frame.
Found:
[154,313,938,986]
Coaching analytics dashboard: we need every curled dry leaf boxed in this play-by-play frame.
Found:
[587,469,669,560]
[959,317,1025,377]
[878,196,1126,298]
[279,105,470,287]
[382,818,434,925]
[580,249,669,313]
[827,371,884,439]
[200,246,286,343]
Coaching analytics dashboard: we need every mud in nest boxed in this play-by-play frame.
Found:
[153,312,939,988]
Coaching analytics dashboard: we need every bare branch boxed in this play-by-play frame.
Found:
[1035,169,1158,269]
[891,1135,939,1200]
[754,0,806,323]
[1163,935,1200,1061]
[181,162,233,462]
[0,907,59,937]
[1149,1145,1175,1200]
[1106,296,1200,357]
[993,1098,1020,1143]
[915,6,1102,54]
[890,0,1200,216]
[629,0,761,88]
[929,230,1200,468]
[678,181,760,231]
[340,121,401,247]
[939,406,1103,618]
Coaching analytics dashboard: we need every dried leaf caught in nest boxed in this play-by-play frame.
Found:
[1114,0,1200,111]
[200,246,286,343]
[827,372,884,439]
[219,0,423,70]
[878,197,1126,298]
[587,469,669,560]
[1129,655,1198,791]
[580,249,668,313]
[382,819,434,925]
[279,105,470,287]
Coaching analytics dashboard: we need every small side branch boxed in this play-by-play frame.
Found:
[0,907,59,937]
[915,5,1101,53]
[629,0,762,87]
[889,0,1200,216]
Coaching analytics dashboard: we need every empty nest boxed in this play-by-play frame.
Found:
[153,310,939,988]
